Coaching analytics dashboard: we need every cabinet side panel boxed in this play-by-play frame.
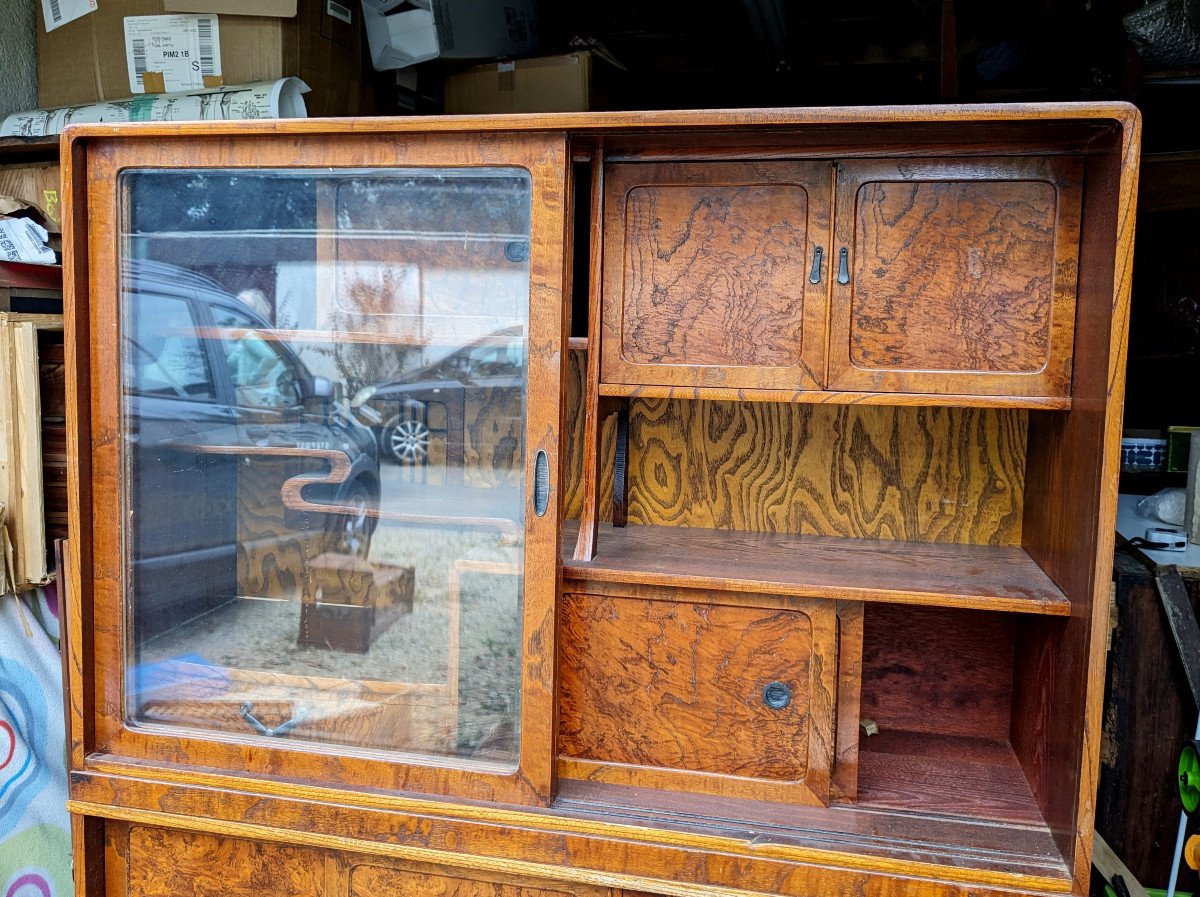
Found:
[1016,127,1139,891]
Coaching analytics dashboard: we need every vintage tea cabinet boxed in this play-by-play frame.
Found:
[61,104,1139,897]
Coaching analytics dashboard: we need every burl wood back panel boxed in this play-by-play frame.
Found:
[601,162,831,391]
[829,157,1083,397]
[564,348,1027,545]
[558,591,838,805]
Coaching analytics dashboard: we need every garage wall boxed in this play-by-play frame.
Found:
[0,0,39,120]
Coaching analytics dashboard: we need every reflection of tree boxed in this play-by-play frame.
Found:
[326,271,421,395]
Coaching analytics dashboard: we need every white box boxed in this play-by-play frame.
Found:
[362,0,539,71]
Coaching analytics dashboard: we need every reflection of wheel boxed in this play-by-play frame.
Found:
[326,479,375,559]
[383,415,431,465]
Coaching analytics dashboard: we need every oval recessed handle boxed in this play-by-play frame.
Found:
[837,247,850,285]
[762,681,791,709]
[534,449,549,517]
[808,246,823,284]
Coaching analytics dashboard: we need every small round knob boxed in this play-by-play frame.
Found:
[762,681,791,709]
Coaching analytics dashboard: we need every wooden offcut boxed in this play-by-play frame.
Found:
[0,317,48,592]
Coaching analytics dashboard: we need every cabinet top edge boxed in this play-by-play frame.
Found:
[59,102,1140,147]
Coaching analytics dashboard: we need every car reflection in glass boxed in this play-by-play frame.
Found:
[350,326,525,470]
[124,259,381,640]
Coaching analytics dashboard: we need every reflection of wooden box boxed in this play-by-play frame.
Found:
[298,552,416,653]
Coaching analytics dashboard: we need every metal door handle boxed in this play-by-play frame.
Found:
[837,247,850,285]
[808,246,823,284]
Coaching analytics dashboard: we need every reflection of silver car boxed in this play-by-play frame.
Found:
[352,327,525,467]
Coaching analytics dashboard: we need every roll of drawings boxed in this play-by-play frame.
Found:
[0,78,310,138]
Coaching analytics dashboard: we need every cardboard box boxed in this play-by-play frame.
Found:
[443,52,621,114]
[162,0,297,16]
[362,0,540,71]
[37,0,364,117]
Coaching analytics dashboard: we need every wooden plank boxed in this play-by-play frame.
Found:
[856,731,1045,824]
[0,311,64,330]
[1154,565,1200,709]
[0,320,48,590]
[1092,832,1152,897]
[562,521,1070,615]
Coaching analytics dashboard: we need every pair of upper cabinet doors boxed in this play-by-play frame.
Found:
[599,156,1083,402]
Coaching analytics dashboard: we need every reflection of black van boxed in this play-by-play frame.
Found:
[125,260,380,638]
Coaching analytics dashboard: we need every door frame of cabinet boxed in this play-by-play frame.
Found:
[827,156,1084,398]
[70,131,570,807]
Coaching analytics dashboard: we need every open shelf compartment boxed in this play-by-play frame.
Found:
[562,520,1069,616]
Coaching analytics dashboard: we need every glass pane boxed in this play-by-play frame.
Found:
[120,169,531,768]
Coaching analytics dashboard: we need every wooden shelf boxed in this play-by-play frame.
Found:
[562,522,1070,615]
[596,381,1071,410]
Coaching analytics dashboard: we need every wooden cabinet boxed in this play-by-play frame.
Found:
[62,105,1139,897]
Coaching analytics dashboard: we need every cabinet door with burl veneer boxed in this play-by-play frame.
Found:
[600,161,833,393]
[827,157,1083,400]
[557,587,861,805]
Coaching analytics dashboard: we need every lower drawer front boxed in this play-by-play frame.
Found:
[558,591,841,805]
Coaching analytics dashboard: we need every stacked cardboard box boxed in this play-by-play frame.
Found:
[36,0,366,118]
[443,51,624,115]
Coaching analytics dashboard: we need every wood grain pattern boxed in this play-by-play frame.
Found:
[860,605,1016,740]
[570,148,609,561]
[563,347,615,526]
[349,863,577,897]
[856,731,1046,824]
[1015,115,1141,891]
[565,356,1030,544]
[558,591,837,804]
[126,825,324,897]
[621,399,1027,543]
[828,157,1083,398]
[602,162,830,392]
[71,777,1072,893]
[832,600,864,802]
[562,521,1068,615]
